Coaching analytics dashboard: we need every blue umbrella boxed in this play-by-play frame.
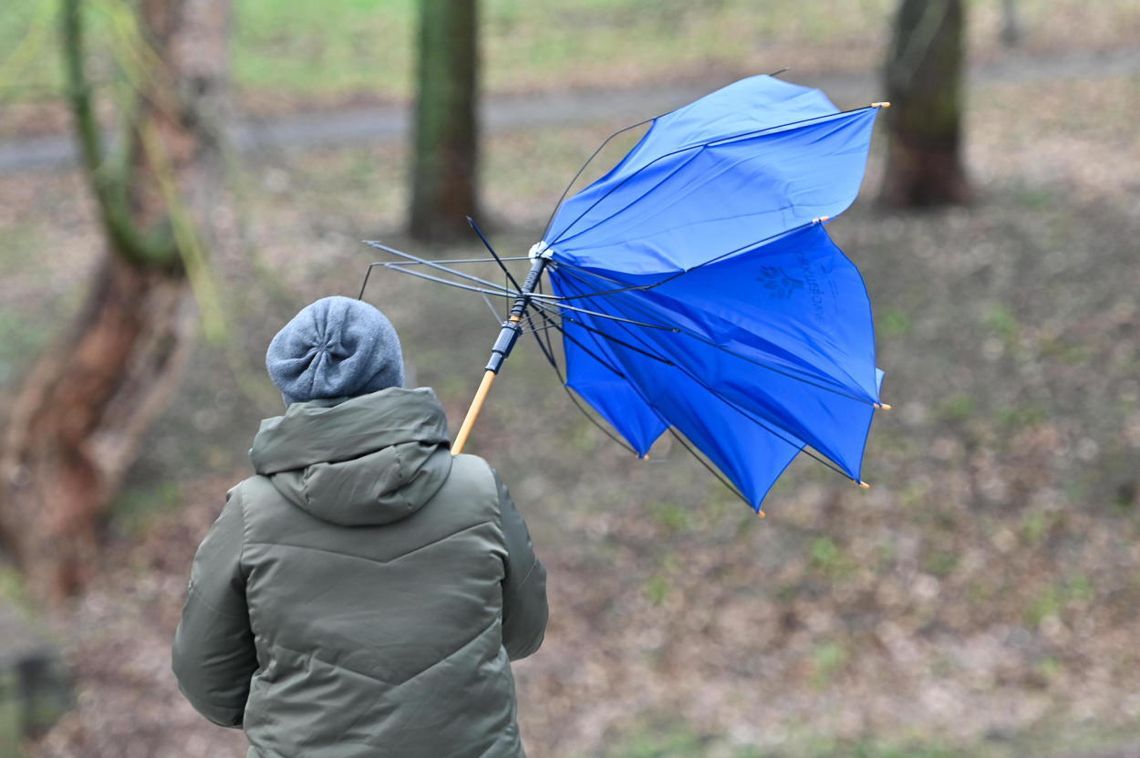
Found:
[369,75,890,515]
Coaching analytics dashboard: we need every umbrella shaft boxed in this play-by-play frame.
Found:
[487,257,548,374]
[512,257,549,317]
[453,257,548,455]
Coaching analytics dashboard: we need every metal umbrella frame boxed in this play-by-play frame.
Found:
[358,79,892,516]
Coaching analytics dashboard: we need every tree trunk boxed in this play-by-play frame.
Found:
[1,259,195,598]
[1000,0,1022,47]
[0,0,230,601]
[880,0,971,208]
[409,0,480,242]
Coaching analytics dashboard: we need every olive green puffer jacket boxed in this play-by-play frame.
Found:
[172,388,548,758]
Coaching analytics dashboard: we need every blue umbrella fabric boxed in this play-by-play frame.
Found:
[538,75,887,511]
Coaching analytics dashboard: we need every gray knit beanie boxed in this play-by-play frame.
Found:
[266,296,405,405]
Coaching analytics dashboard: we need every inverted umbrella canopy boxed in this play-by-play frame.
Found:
[540,75,886,510]
[366,74,889,515]
[545,76,880,276]
[551,222,882,509]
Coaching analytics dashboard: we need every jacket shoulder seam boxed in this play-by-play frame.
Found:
[244,519,495,567]
[264,614,499,688]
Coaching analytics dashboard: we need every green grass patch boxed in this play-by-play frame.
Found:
[982,303,1020,344]
[650,501,691,534]
[935,393,976,422]
[0,567,31,614]
[0,0,871,108]
[1014,186,1054,210]
[644,574,669,606]
[8,0,892,103]
[1038,335,1091,365]
[922,549,958,578]
[1025,575,1094,627]
[607,720,714,758]
[809,640,849,687]
[878,308,912,338]
[809,536,856,579]
[995,403,1047,429]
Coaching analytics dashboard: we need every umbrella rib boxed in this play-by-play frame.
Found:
[359,258,516,301]
[359,245,655,325]
[555,257,876,402]
[364,241,518,294]
[554,150,806,253]
[357,261,382,300]
[547,242,754,499]
[537,309,678,456]
[369,249,680,333]
[551,147,704,248]
[554,271,858,483]
[378,264,517,300]
[479,292,504,324]
[538,220,823,311]
[466,216,525,295]
[536,275,559,372]
[543,114,661,237]
[551,257,870,398]
[527,308,638,455]
[544,258,767,505]
[535,305,680,458]
[546,106,877,247]
[539,73,848,242]
[521,318,563,336]
[385,255,532,265]
[545,303,853,485]
[530,300,675,366]
[538,307,632,380]
[540,304,859,492]
[549,219,816,298]
[665,427,751,510]
[551,262,879,406]
[530,296,680,331]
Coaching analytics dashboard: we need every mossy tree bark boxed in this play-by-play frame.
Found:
[880,0,972,207]
[0,0,230,600]
[409,0,480,242]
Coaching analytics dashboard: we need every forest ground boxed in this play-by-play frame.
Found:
[0,12,1139,758]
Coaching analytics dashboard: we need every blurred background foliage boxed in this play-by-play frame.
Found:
[1,0,1140,756]
[4,0,1140,108]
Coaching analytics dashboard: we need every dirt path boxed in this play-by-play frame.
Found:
[1,46,1137,173]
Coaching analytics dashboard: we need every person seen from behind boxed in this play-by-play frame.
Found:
[172,296,548,757]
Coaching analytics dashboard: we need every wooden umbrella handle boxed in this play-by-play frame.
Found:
[452,369,497,455]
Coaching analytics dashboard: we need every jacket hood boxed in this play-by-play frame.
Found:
[250,387,453,526]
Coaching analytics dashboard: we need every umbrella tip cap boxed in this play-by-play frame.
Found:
[756,509,767,519]
[871,101,891,109]
[875,402,893,410]
[858,481,871,489]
